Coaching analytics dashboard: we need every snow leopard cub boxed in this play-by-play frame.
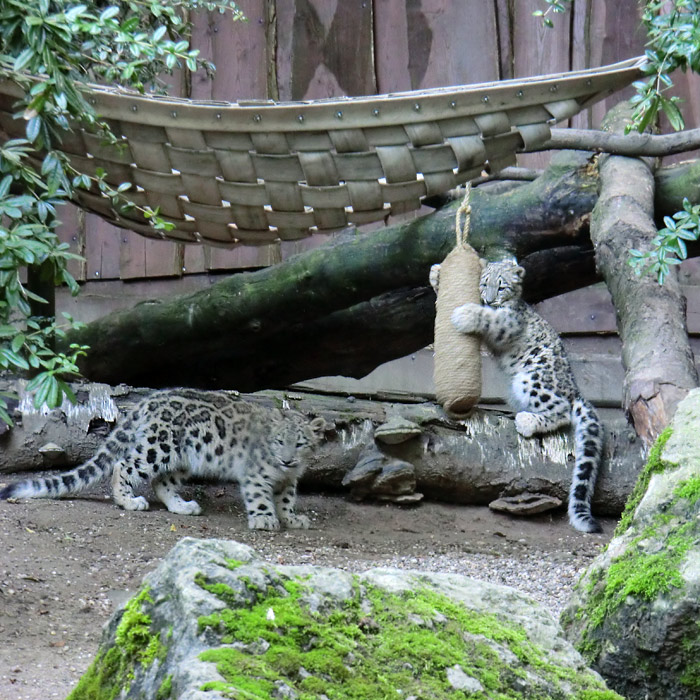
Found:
[0,389,327,531]
[430,259,603,533]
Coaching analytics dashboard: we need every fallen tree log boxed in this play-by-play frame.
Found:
[0,381,644,519]
[590,105,699,444]
[62,149,700,392]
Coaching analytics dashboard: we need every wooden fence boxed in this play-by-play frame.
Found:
[56,0,699,297]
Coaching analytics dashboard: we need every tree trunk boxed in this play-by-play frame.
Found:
[62,151,700,397]
[590,105,699,444]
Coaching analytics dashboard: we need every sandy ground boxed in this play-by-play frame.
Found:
[0,479,614,700]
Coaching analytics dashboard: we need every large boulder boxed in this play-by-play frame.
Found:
[68,537,619,700]
[562,387,700,700]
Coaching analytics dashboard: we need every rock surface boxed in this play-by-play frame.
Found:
[562,387,700,700]
[67,537,620,700]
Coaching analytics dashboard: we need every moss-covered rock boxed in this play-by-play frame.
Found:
[562,387,700,700]
[70,537,618,699]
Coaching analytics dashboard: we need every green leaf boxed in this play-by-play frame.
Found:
[25,116,43,143]
[11,333,25,354]
[56,379,76,405]
[14,48,35,72]
[99,6,120,22]
[0,401,13,427]
[1,347,30,370]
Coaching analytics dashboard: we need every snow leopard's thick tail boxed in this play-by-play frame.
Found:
[0,444,118,501]
[568,397,604,533]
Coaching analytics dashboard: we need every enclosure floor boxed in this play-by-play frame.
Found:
[0,479,614,699]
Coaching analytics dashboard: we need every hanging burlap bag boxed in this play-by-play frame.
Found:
[433,185,482,417]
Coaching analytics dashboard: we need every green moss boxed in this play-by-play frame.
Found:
[195,571,619,699]
[573,426,700,663]
[674,476,700,503]
[679,625,700,690]
[615,427,675,536]
[156,674,173,700]
[67,587,168,700]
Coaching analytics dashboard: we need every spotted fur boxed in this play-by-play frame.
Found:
[431,259,603,533]
[0,389,326,531]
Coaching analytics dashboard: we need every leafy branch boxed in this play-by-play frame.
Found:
[0,0,243,422]
[532,0,571,28]
[629,198,700,283]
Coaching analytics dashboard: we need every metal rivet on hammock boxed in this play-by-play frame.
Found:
[482,95,489,103]
[297,114,304,122]
[516,90,524,98]
[449,101,457,109]
[171,111,177,118]
[550,85,558,92]
[586,79,592,86]
[372,108,380,117]
[89,98,96,105]
[216,113,222,120]
[253,114,262,122]
[131,105,138,112]
[335,110,343,119]
[413,103,421,111]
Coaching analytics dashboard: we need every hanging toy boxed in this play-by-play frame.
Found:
[432,183,482,417]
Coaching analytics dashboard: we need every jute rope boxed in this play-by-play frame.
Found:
[433,183,483,417]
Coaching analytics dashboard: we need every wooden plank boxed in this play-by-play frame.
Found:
[276,0,376,101]
[535,284,618,334]
[536,279,700,337]
[84,215,122,281]
[662,69,700,164]
[494,0,513,80]
[512,1,571,170]
[119,230,183,280]
[587,0,645,128]
[406,0,499,89]
[188,1,275,272]
[570,0,592,130]
[190,1,267,101]
[55,203,86,282]
[374,0,412,92]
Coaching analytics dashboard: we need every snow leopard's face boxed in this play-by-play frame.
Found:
[480,260,525,307]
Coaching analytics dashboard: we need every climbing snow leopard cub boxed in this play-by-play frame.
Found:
[0,389,326,531]
[430,259,603,533]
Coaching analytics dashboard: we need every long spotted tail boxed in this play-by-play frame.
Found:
[0,447,115,501]
[568,397,604,533]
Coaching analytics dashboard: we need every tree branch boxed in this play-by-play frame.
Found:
[541,127,700,157]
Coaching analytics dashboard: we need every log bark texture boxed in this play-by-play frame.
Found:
[0,381,645,518]
[590,106,699,444]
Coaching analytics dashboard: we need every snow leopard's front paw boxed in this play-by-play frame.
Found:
[248,513,281,531]
[429,264,441,292]
[515,411,540,438]
[167,499,202,516]
[120,495,150,511]
[451,303,481,334]
[281,513,311,529]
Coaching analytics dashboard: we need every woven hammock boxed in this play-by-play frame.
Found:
[0,57,644,247]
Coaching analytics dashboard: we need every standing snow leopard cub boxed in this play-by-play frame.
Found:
[430,259,603,533]
[0,389,326,531]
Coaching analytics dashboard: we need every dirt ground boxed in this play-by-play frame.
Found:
[0,478,614,700]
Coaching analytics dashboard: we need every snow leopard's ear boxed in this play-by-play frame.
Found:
[512,263,526,280]
[309,416,329,441]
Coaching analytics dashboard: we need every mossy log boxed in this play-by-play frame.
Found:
[590,105,699,444]
[62,151,700,398]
